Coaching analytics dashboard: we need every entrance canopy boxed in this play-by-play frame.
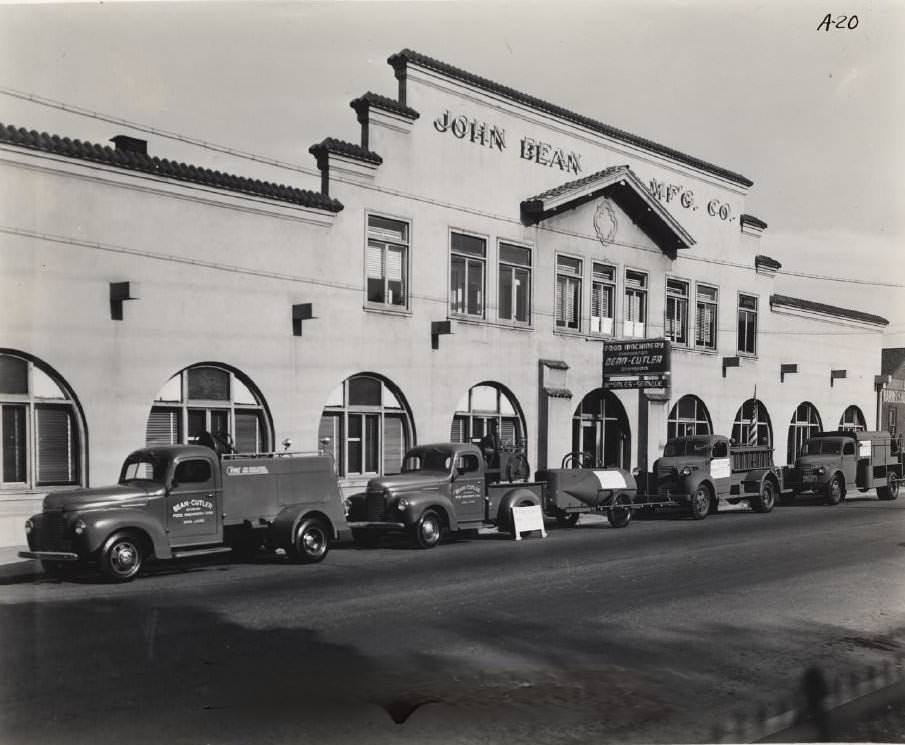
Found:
[520,165,695,256]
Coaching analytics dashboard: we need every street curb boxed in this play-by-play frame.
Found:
[0,557,39,580]
[710,653,905,743]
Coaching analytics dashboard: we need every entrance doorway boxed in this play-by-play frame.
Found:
[571,389,631,468]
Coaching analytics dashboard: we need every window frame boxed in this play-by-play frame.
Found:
[590,262,616,336]
[664,276,690,347]
[449,228,488,319]
[737,292,759,356]
[497,239,533,326]
[623,268,649,339]
[694,283,719,353]
[554,252,584,333]
[364,211,411,312]
[0,353,84,491]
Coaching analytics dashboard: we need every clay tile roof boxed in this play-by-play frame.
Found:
[523,165,629,206]
[755,254,782,270]
[741,213,768,229]
[350,92,420,120]
[308,137,383,165]
[0,122,343,213]
[770,294,888,326]
[388,49,754,188]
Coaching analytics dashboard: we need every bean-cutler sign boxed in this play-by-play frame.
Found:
[433,109,582,175]
[602,338,671,389]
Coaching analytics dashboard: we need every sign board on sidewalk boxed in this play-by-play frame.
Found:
[511,505,547,540]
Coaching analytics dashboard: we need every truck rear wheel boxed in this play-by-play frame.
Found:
[293,518,330,563]
[825,475,844,506]
[100,532,144,582]
[412,510,442,549]
[752,480,776,513]
[690,484,712,520]
[878,473,899,501]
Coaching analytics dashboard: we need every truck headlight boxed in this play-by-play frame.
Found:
[73,518,87,535]
[25,519,33,534]
[816,466,826,476]
[680,466,692,477]
[396,497,409,510]
[343,498,352,518]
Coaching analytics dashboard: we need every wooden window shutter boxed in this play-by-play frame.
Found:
[36,406,76,485]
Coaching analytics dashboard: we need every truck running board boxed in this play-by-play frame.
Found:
[171,546,233,559]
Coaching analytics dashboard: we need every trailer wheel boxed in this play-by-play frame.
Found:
[607,493,633,528]
[878,473,899,501]
[100,532,144,582]
[752,479,776,513]
[412,510,442,549]
[555,512,580,528]
[690,484,712,520]
[825,475,844,506]
[293,518,330,563]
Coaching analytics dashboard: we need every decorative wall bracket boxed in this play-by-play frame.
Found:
[431,320,454,350]
[109,281,139,321]
[722,356,740,378]
[292,303,315,336]
[780,363,798,383]
[830,369,847,387]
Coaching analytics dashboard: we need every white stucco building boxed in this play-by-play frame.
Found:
[0,49,887,545]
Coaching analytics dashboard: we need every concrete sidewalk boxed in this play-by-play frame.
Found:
[0,545,39,580]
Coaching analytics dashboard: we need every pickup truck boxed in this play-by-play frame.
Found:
[785,430,902,504]
[346,442,543,548]
[642,434,784,518]
[20,437,351,580]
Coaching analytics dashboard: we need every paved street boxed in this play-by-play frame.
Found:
[1,496,904,744]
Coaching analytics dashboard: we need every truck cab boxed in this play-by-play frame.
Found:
[788,430,902,504]
[347,442,542,548]
[650,434,782,519]
[22,439,350,580]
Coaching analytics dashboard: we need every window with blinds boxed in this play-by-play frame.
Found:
[1,353,83,489]
[623,270,647,338]
[555,255,582,331]
[665,279,689,346]
[695,284,718,351]
[498,242,531,324]
[667,395,712,441]
[450,232,486,317]
[591,263,615,335]
[367,215,408,308]
[146,408,181,446]
[737,293,758,355]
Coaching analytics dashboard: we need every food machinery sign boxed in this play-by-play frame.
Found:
[602,339,671,389]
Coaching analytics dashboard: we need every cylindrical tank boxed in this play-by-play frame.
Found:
[541,468,637,509]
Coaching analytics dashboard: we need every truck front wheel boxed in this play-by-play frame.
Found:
[100,532,144,582]
[412,510,442,549]
[293,518,330,563]
[690,484,712,520]
[878,473,899,501]
[825,475,844,506]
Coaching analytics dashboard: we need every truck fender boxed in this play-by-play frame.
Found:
[683,473,715,500]
[400,495,459,532]
[496,487,542,524]
[83,511,173,560]
[269,505,338,551]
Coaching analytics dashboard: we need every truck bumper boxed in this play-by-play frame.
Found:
[19,550,79,562]
[348,521,407,530]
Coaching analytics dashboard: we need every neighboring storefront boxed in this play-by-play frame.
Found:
[0,49,887,544]
[879,349,905,437]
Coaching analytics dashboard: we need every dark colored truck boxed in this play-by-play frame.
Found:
[785,430,902,504]
[640,434,784,518]
[346,442,544,548]
[20,440,350,580]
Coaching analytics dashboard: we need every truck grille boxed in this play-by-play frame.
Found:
[656,467,676,497]
[36,512,67,551]
[366,491,387,522]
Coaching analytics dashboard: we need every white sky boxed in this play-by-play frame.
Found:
[2,0,903,344]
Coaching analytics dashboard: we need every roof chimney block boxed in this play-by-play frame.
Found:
[110,135,148,155]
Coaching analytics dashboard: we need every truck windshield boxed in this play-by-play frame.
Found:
[663,438,710,457]
[802,439,843,456]
[119,454,167,484]
[402,449,452,473]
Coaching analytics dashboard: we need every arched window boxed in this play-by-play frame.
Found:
[667,395,712,441]
[572,389,630,468]
[146,364,271,453]
[732,399,772,447]
[320,374,413,478]
[787,402,822,465]
[0,352,84,488]
[839,405,866,432]
[451,382,525,449]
